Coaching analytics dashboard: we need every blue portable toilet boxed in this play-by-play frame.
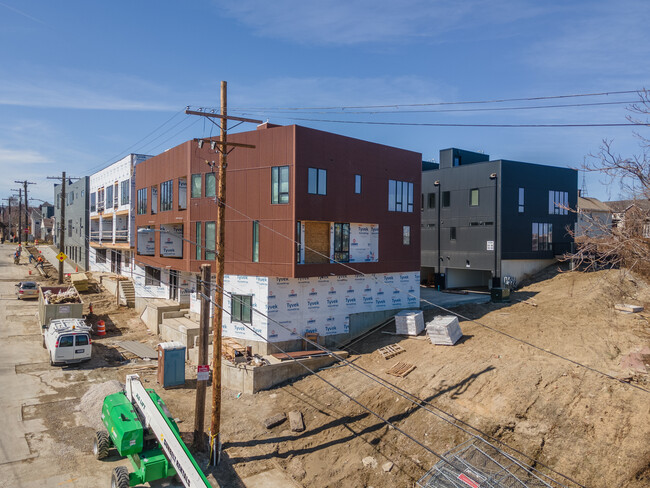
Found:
[157,342,186,388]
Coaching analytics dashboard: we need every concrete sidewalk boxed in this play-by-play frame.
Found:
[420,286,491,311]
[36,245,77,275]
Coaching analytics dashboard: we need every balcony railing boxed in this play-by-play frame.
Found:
[90,231,100,242]
[115,229,129,241]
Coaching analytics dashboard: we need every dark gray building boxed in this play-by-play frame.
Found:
[421,148,577,289]
[54,176,90,271]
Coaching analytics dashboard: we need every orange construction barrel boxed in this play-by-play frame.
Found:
[96,320,106,336]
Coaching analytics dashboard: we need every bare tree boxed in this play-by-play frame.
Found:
[568,89,650,275]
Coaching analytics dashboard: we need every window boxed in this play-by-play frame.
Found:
[308,168,327,195]
[442,191,451,207]
[151,186,158,214]
[56,194,60,209]
[231,294,252,323]
[428,193,436,209]
[191,174,202,198]
[355,174,362,194]
[403,225,411,245]
[145,266,161,286]
[96,248,107,264]
[121,180,130,205]
[98,188,105,212]
[532,222,553,251]
[68,219,72,238]
[58,336,74,348]
[113,182,119,207]
[160,180,173,212]
[205,221,216,260]
[178,177,187,210]
[137,188,147,215]
[518,188,525,213]
[333,222,350,262]
[549,190,569,215]
[195,222,202,260]
[271,166,289,204]
[76,335,89,346]
[469,189,479,206]
[69,191,74,205]
[296,221,302,263]
[106,185,113,210]
[90,192,96,213]
[450,227,457,240]
[453,155,461,167]
[205,173,216,198]
[388,180,414,212]
[252,220,259,262]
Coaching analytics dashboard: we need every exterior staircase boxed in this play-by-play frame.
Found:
[119,279,136,308]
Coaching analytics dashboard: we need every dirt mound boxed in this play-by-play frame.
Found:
[78,380,124,430]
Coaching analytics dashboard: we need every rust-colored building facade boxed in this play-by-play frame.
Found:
[134,124,422,350]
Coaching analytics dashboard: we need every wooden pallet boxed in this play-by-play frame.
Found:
[377,343,405,360]
[386,361,416,378]
[222,337,248,363]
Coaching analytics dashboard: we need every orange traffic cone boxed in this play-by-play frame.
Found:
[75,266,78,272]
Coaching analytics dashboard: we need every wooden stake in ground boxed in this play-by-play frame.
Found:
[193,264,211,451]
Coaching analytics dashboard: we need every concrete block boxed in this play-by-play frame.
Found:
[264,413,286,429]
[288,411,304,432]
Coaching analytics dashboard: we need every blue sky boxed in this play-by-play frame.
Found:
[1,0,649,204]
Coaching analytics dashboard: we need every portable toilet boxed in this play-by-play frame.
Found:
[157,342,186,388]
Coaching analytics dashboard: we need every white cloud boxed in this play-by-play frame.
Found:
[213,0,545,45]
[0,71,177,111]
[0,147,51,164]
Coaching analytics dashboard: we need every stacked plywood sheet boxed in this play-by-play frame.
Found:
[426,315,463,345]
[395,310,425,335]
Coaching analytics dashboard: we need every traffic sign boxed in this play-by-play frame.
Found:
[56,251,67,262]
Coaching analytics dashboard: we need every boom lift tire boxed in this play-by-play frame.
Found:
[111,466,130,488]
[93,430,111,460]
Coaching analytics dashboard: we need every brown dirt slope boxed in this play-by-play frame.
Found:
[188,269,650,488]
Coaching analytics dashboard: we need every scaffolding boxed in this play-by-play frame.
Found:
[417,438,570,488]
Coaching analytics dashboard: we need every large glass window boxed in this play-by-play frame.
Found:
[178,177,187,210]
[532,222,553,251]
[388,180,414,212]
[231,295,252,323]
[145,266,161,286]
[549,190,569,215]
[205,221,216,260]
[333,223,350,262]
[206,173,216,198]
[308,168,327,195]
[90,192,96,212]
[137,188,147,215]
[271,166,289,204]
[470,189,479,206]
[151,186,158,214]
[121,180,129,205]
[106,185,113,209]
[191,174,202,198]
[252,221,259,262]
[160,180,173,212]
[195,222,202,260]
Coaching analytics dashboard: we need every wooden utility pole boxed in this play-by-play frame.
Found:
[184,82,261,466]
[13,188,22,245]
[15,180,36,241]
[47,172,69,284]
[193,263,211,451]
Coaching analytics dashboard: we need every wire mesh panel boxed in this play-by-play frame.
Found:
[417,438,568,488]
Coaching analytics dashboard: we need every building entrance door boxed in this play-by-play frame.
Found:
[111,250,121,275]
[169,270,179,301]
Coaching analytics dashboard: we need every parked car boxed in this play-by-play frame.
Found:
[42,318,92,365]
[16,281,39,300]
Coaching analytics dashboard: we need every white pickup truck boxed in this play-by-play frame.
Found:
[42,318,92,366]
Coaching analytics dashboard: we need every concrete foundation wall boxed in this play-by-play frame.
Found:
[445,268,492,289]
[501,259,556,285]
[140,301,183,335]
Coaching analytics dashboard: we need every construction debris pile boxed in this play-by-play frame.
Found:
[395,310,425,335]
[43,287,81,304]
[426,315,463,345]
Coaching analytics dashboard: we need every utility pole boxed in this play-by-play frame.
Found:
[15,180,36,241]
[193,263,211,451]
[11,188,22,245]
[185,82,261,466]
[47,172,72,284]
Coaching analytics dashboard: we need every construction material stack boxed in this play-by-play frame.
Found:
[94,374,210,488]
[395,310,425,335]
[426,315,463,345]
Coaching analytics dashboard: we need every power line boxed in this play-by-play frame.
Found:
[219,89,643,111]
